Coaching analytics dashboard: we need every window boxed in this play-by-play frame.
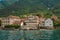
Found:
[42,21,44,23]
[50,24,52,25]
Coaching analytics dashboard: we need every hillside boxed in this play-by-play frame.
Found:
[0,0,17,9]
[0,0,60,17]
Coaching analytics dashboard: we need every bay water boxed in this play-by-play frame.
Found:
[0,29,60,40]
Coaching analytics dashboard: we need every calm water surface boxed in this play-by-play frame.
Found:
[0,29,60,40]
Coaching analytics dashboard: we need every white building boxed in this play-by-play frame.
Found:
[44,18,53,27]
[39,18,53,28]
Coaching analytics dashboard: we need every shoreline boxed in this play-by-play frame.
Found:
[0,28,59,30]
[0,27,60,30]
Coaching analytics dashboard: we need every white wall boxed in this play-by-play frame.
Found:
[44,19,53,27]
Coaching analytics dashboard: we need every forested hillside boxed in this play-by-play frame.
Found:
[0,0,60,17]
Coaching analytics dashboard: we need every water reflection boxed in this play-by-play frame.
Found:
[0,30,59,40]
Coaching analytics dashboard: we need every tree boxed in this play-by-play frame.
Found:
[44,13,52,18]
[53,21,60,28]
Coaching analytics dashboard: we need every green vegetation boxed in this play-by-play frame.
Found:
[0,0,60,17]
[52,4,60,16]
[5,25,20,29]
[0,20,1,26]
[54,21,60,28]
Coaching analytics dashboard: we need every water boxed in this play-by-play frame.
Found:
[0,29,60,40]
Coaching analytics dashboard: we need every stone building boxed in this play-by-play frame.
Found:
[21,15,39,29]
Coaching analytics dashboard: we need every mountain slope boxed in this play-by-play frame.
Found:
[0,0,60,17]
[0,0,17,9]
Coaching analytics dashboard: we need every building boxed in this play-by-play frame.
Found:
[39,18,53,29]
[39,17,45,27]
[1,15,21,28]
[44,18,53,27]
[1,17,10,28]
[21,15,39,29]
[1,15,54,29]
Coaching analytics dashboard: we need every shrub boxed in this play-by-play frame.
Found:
[5,25,20,29]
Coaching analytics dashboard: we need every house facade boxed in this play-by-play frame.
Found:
[21,15,39,29]
[1,15,21,28]
[44,19,53,27]
[39,18,53,29]
[1,17,10,28]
